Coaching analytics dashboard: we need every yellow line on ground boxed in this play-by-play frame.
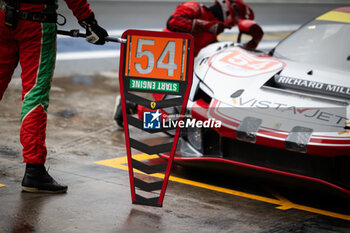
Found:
[95,153,159,171]
[95,155,281,205]
[266,187,294,210]
[292,203,350,221]
[267,187,350,220]
[218,32,291,42]
[95,154,350,221]
[317,11,350,24]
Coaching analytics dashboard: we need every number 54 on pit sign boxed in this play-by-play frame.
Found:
[124,33,190,81]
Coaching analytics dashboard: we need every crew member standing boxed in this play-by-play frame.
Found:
[0,0,108,193]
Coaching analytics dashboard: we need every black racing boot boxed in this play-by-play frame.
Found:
[114,95,138,128]
[21,164,68,193]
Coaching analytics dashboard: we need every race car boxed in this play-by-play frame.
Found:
[159,7,350,195]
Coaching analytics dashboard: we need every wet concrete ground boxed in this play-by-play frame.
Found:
[1,75,350,232]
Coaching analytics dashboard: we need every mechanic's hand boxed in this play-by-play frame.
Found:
[79,12,108,45]
[193,20,230,35]
[209,22,230,34]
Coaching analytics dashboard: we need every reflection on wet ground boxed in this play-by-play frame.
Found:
[0,75,349,232]
[11,193,59,233]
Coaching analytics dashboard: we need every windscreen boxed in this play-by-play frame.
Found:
[273,20,350,72]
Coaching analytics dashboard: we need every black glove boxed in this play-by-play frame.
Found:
[211,22,230,34]
[79,12,108,45]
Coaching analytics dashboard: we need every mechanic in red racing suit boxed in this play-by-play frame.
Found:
[114,0,263,128]
[0,0,108,193]
[165,0,263,56]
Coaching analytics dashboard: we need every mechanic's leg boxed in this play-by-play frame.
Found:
[114,95,138,128]
[0,11,18,100]
[18,21,67,193]
[19,22,56,164]
[114,93,164,128]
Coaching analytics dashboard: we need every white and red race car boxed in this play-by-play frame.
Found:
[158,7,350,195]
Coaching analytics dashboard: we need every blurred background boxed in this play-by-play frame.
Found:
[13,0,349,77]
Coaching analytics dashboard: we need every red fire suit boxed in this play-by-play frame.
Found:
[0,0,92,164]
[165,1,221,56]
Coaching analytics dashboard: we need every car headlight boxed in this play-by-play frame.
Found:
[187,127,203,152]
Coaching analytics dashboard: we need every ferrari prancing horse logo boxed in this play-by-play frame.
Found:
[150,102,156,109]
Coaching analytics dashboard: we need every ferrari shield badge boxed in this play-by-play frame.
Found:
[150,101,156,109]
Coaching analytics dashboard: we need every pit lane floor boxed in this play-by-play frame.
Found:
[1,75,350,233]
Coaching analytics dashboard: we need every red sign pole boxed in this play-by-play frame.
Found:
[119,30,194,207]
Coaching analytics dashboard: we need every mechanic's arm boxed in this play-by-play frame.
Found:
[64,0,108,45]
[238,19,264,50]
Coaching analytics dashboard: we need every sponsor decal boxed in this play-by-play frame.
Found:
[338,130,350,135]
[209,47,285,77]
[230,96,348,126]
[275,75,350,99]
[130,78,179,93]
[339,122,350,135]
[143,111,161,129]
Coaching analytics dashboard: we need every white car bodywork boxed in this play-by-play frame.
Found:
[188,40,350,155]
